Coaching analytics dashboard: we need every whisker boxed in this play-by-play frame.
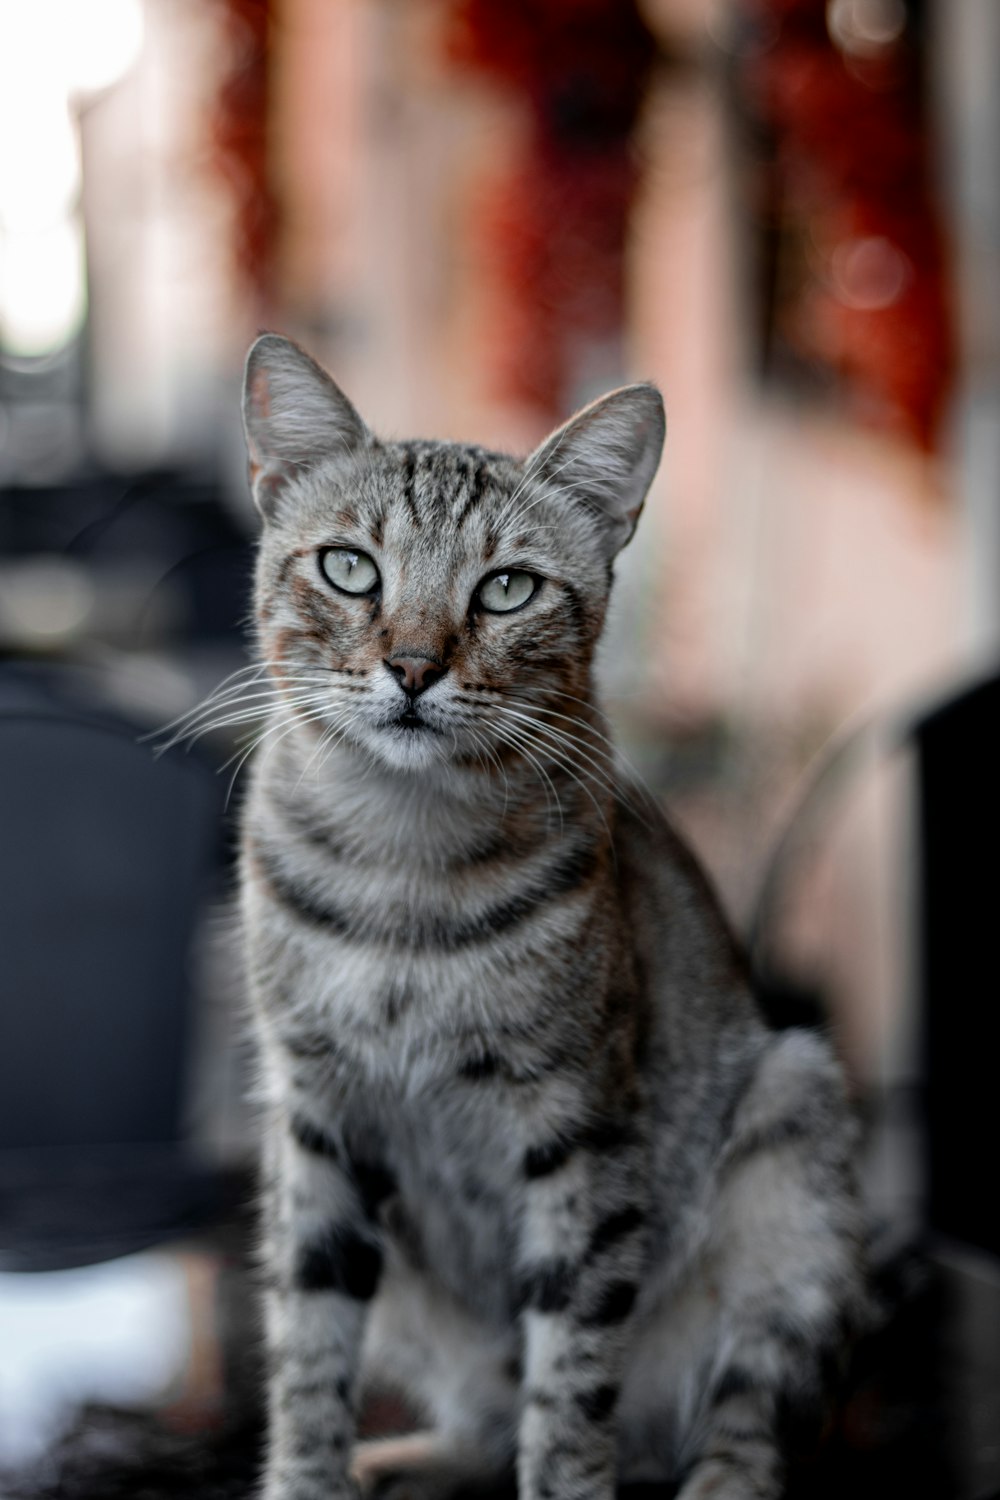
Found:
[222,704,334,808]
[500,720,608,839]
[491,705,621,795]
[488,721,565,836]
[501,692,657,814]
[156,688,339,755]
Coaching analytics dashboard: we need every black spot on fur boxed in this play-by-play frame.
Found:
[524,1136,574,1179]
[352,1158,396,1217]
[518,1259,577,1313]
[290,1112,341,1162]
[380,981,412,1025]
[524,1115,636,1180]
[458,1051,499,1080]
[712,1365,759,1404]
[575,1383,619,1423]
[584,1116,637,1154]
[295,1227,382,1300]
[580,1279,638,1326]
[587,1205,645,1258]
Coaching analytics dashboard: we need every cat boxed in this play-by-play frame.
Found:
[235,333,866,1500]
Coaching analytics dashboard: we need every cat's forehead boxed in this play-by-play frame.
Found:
[375,438,517,528]
[335,437,531,562]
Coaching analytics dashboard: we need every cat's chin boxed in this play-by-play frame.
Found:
[358,723,455,774]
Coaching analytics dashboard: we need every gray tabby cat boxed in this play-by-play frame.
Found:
[237,334,865,1500]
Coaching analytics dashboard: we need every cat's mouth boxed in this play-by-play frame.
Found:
[391,708,436,733]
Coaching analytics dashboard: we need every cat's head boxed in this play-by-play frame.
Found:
[242,334,664,774]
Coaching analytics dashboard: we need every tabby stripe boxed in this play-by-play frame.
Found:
[352,1158,397,1216]
[278,1379,344,1407]
[523,1117,637,1179]
[711,1366,760,1404]
[400,444,421,527]
[458,1049,558,1085]
[458,1051,499,1080]
[285,1425,347,1455]
[724,1116,811,1173]
[574,1383,619,1423]
[524,1136,574,1179]
[280,1029,342,1061]
[455,457,488,528]
[518,1258,577,1313]
[561,582,588,641]
[290,1112,341,1161]
[586,1205,645,1258]
[709,1424,772,1446]
[270,791,353,860]
[294,1226,382,1299]
[578,1279,638,1326]
[252,836,598,951]
[254,846,352,936]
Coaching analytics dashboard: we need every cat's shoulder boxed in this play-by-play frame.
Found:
[613,788,752,993]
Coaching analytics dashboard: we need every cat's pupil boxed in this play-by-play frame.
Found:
[321,547,378,595]
[479,570,535,613]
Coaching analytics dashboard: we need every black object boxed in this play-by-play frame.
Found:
[914,671,1000,1261]
[0,685,228,1270]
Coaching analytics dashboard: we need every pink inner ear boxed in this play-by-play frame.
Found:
[250,369,272,421]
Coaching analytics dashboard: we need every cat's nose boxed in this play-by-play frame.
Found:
[385,656,445,698]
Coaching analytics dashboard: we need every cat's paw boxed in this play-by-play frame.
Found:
[351,1433,502,1500]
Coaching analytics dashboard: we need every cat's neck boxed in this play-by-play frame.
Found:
[267,716,612,868]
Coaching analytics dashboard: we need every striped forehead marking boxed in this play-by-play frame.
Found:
[390,441,502,531]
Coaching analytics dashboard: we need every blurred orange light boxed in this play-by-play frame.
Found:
[827,0,906,58]
[830,236,910,310]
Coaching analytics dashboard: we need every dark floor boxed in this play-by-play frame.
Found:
[3,1243,999,1500]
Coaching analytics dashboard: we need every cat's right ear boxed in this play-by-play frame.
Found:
[241,333,370,518]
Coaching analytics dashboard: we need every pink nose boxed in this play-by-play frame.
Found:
[385,656,444,698]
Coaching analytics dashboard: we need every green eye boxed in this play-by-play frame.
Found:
[478,570,537,613]
[320,548,379,595]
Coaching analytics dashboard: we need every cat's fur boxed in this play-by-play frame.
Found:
[237,334,866,1500]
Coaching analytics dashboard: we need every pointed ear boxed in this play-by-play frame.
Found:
[524,383,665,557]
[241,333,370,516]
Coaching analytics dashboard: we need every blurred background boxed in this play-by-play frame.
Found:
[0,0,997,1494]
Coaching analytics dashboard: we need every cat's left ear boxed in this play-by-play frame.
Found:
[524,383,665,558]
[242,333,371,517]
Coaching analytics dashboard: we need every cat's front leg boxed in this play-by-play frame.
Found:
[259,1100,382,1500]
[516,1117,649,1500]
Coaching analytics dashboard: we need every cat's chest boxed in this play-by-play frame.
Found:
[246,815,609,1073]
[345,1069,532,1319]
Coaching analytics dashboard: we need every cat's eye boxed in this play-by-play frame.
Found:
[320,548,379,595]
[477,570,537,614]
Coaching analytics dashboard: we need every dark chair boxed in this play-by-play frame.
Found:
[0,688,233,1271]
[913,670,1000,1262]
